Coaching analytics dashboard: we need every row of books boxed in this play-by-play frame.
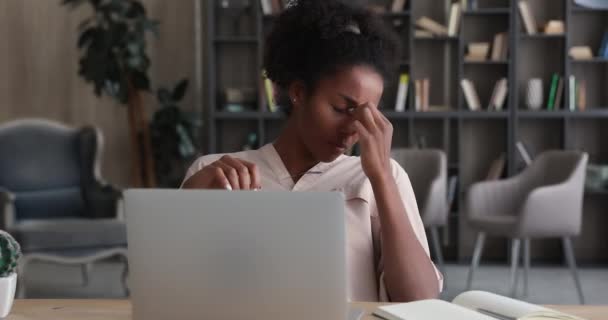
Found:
[415,4,461,37]
[531,74,587,111]
[393,74,454,112]
[461,78,508,111]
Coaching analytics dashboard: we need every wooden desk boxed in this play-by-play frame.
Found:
[6,300,608,320]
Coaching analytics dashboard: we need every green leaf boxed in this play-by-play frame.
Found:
[77,27,96,49]
[157,88,172,106]
[171,79,189,102]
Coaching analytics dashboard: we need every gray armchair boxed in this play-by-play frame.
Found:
[0,119,128,297]
[391,148,449,277]
[465,150,588,303]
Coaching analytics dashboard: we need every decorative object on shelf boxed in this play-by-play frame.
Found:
[525,78,543,110]
[544,20,565,35]
[574,0,608,9]
[219,0,252,36]
[0,231,21,318]
[242,132,259,151]
[518,0,538,35]
[150,79,198,188]
[569,46,594,60]
[262,70,279,112]
[465,42,490,61]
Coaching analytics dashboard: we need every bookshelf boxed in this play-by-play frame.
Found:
[204,0,608,264]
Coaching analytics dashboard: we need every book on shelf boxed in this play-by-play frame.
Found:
[421,78,430,111]
[460,79,481,111]
[569,46,594,60]
[415,16,448,36]
[414,79,422,111]
[488,78,508,111]
[447,3,461,37]
[546,73,559,111]
[569,75,576,111]
[373,290,584,320]
[516,141,533,166]
[599,30,608,58]
[447,175,458,212]
[518,0,538,35]
[553,76,565,110]
[414,29,435,38]
[390,0,408,13]
[578,80,587,111]
[262,71,278,112]
[486,153,506,180]
[466,42,490,61]
[490,32,508,61]
[394,73,409,112]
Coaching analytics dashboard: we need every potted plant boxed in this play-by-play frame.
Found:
[63,0,161,187]
[0,231,21,318]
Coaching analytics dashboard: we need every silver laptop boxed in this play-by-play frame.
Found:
[125,189,347,320]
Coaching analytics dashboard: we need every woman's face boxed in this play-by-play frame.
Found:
[292,65,384,162]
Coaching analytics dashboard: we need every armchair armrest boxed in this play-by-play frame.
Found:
[0,188,16,229]
[422,175,448,227]
[465,175,531,220]
[82,181,123,219]
[518,182,584,237]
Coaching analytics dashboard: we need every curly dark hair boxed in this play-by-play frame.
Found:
[263,0,401,113]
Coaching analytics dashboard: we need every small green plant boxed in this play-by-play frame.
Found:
[0,231,21,277]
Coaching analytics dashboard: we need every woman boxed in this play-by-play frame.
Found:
[182,0,442,302]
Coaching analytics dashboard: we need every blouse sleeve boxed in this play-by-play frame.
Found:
[371,159,444,301]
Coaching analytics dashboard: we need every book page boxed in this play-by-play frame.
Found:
[452,291,551,319]
[375,299,495,320]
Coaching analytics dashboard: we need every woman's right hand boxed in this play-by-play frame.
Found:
[181,155,261,190]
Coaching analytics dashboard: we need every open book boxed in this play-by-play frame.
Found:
[373,291,586,320]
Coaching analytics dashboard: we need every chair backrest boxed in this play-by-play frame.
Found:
[0,119,96,220]
[391,148,448,227]
[518,150,588,237]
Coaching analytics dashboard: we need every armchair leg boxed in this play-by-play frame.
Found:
[81,263,93,286]
[523,238,530,298]
[429,227,446,287]
[121,254,130,297]
[562,237,585,304]
[16,258,28,299]
[509,238,521,298]
[466,232,485,291]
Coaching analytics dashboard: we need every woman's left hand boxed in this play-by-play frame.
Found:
[352,103,393,183]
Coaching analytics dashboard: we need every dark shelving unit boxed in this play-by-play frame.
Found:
[204,0,608,264]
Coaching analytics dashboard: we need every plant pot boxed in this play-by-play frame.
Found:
[0,273,17,318]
